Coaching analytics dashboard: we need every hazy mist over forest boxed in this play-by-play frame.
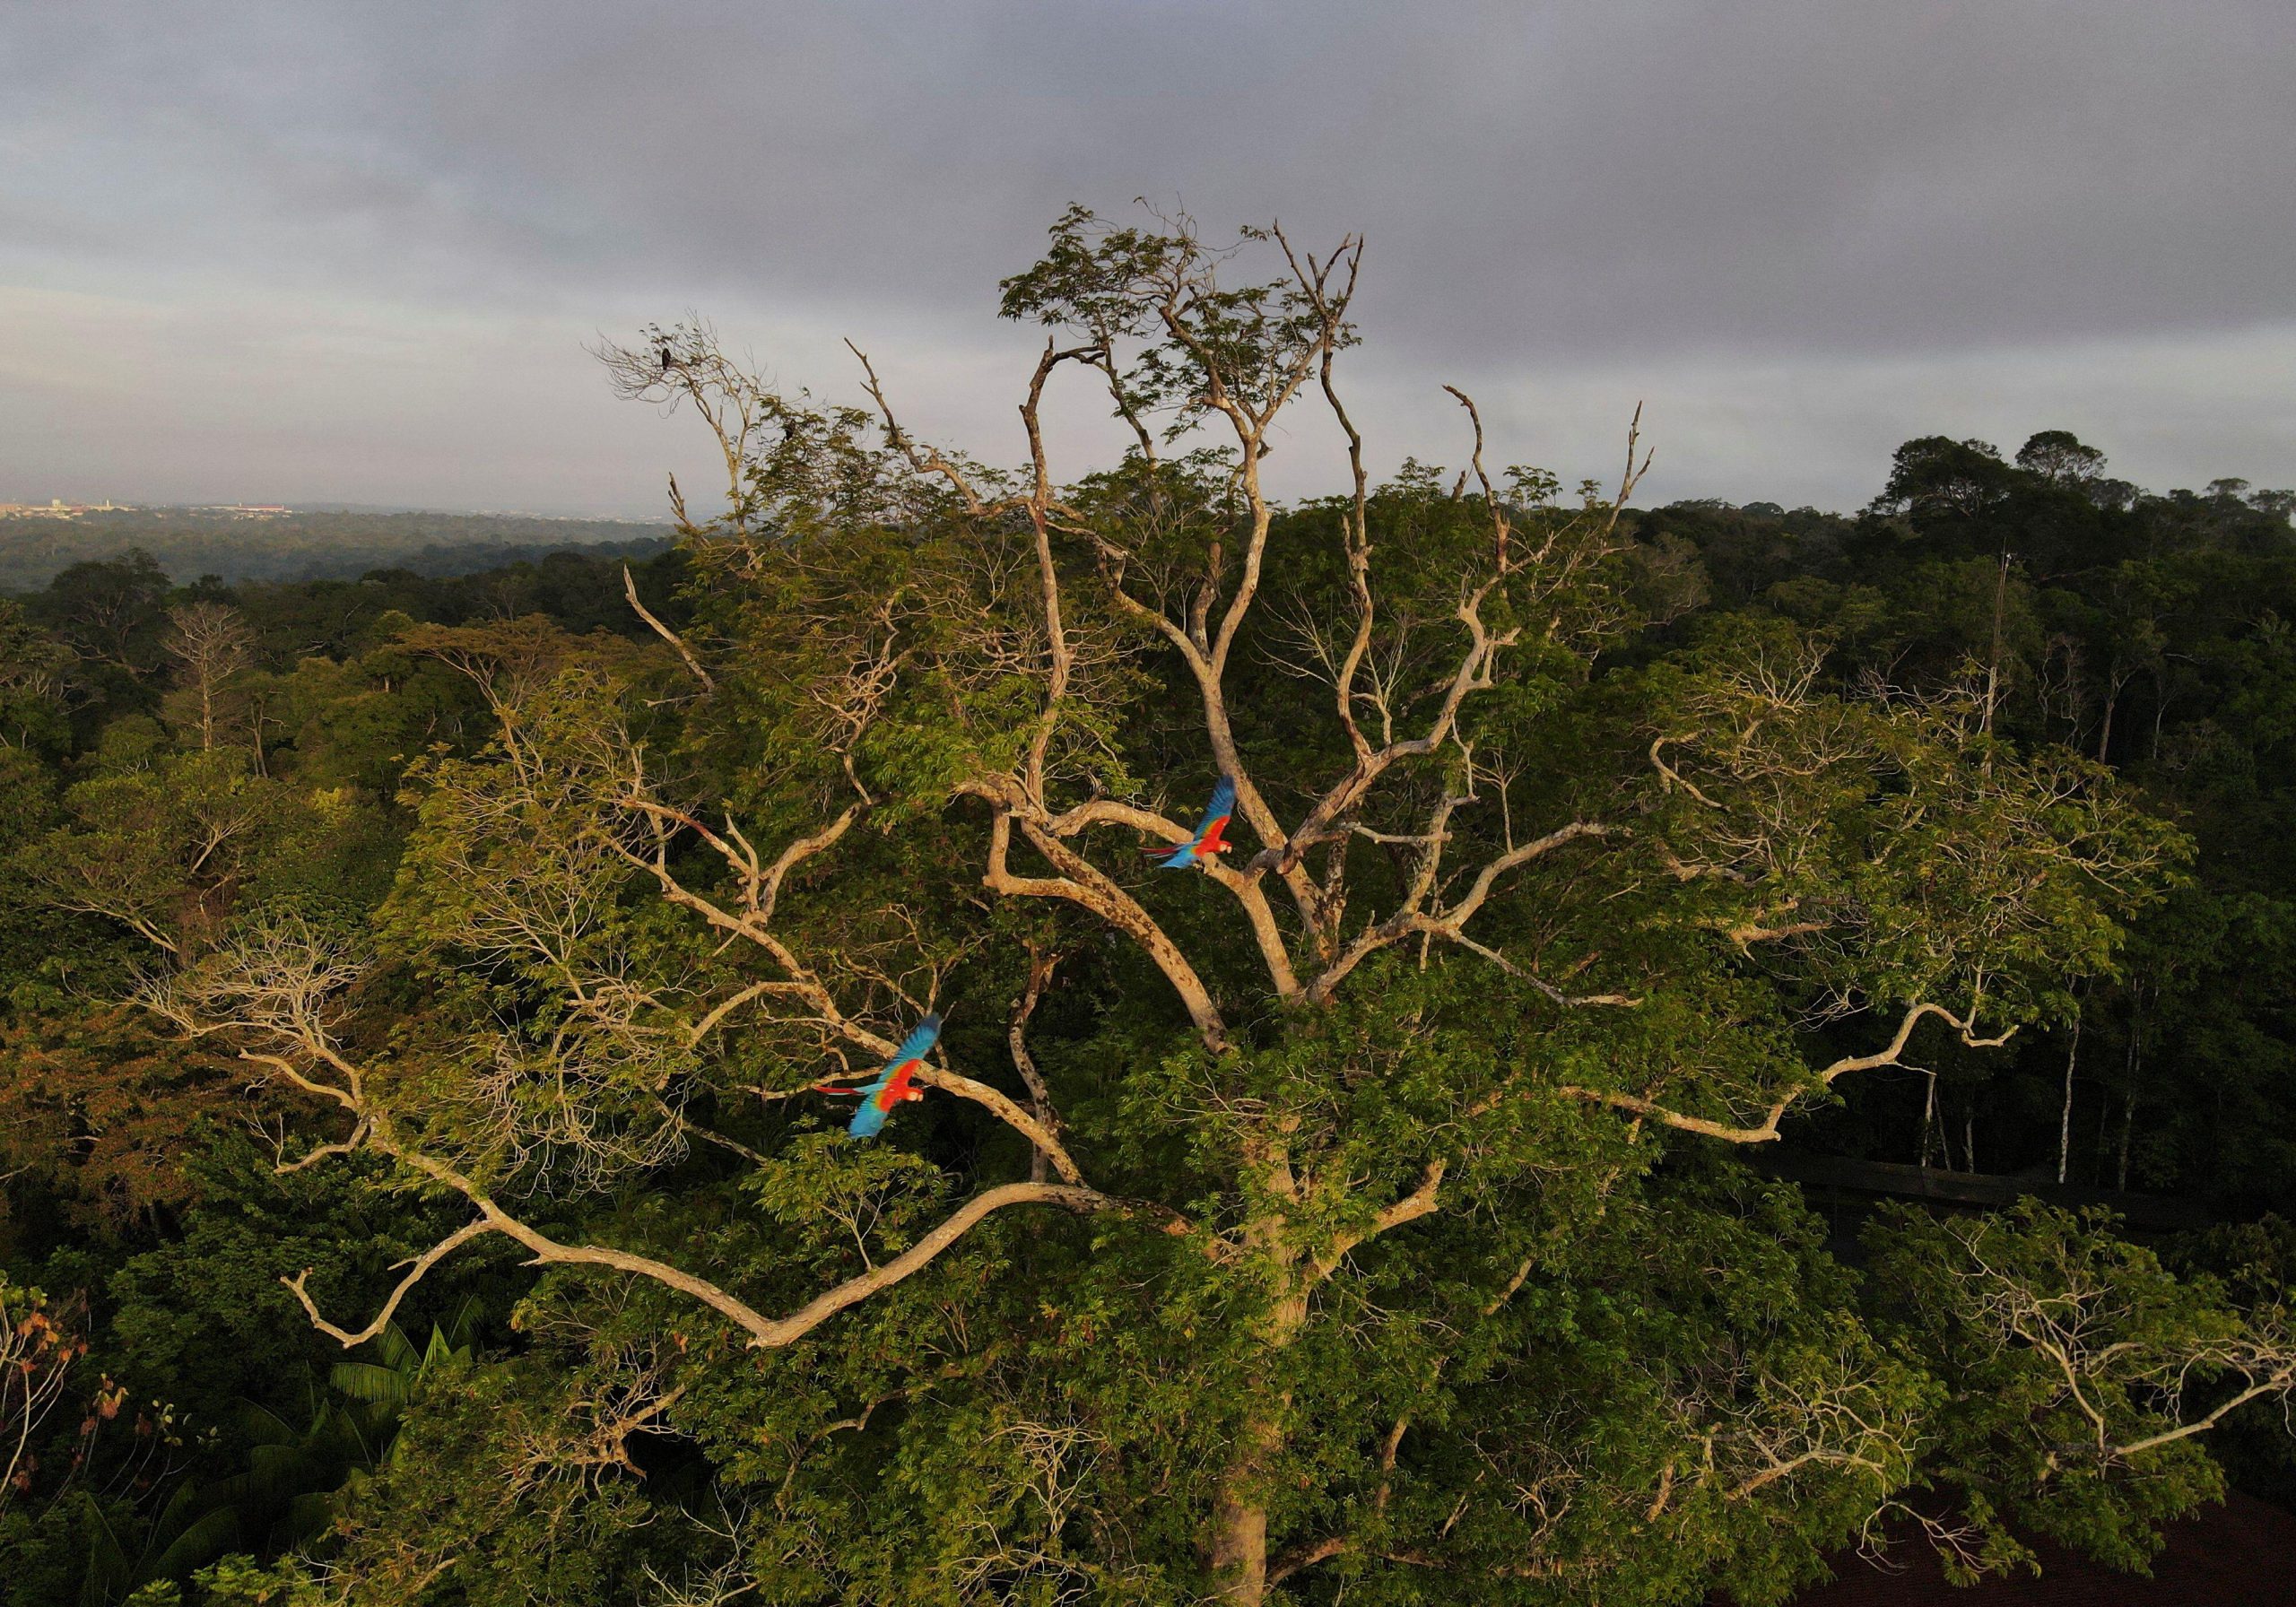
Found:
[4,2,2292,517]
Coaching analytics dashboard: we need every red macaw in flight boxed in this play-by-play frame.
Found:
[814,1013,942,1139]
[1148,776,1237,871]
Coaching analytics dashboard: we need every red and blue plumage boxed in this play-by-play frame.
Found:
[1149,776,1237,871]
[814,1013,942,1139]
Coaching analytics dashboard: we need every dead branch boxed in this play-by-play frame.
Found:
[623,566,715,692]
[282,1116,1127,1352]
[1557,1001,2014,1144]
[1010,948,1062,1184]
[1305,820,1618,1003]
[283,1218,500,1348]
[1044,794,1300,996]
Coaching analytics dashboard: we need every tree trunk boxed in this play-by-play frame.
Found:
[1207,1127,1311,1607]
[1917,1071,1939,1169]
[2117,987,2144,1192]
[2118,1082,2136,1191]
[1208,1419,1280,1603]
[1980,550,2012,738]
[2057,1004,2082,1185]
[1208,1282,1308,1604]
[2096,669,2125,762]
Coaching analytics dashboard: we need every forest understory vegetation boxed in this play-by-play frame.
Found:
[5,206,2296,1606]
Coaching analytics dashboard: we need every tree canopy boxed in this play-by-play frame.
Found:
[5,209,2296,1607]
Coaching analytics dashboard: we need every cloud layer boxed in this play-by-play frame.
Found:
[4,1,2290,515]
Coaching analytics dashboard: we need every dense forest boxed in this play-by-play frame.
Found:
[4,214,2296,1607]
[0,510,672,593]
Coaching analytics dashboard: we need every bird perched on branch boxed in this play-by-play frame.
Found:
[1148,776,1236,871]
[814,1013,942,1139]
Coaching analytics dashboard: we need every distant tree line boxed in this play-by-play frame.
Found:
[1642,435,2296,1213]
[0,508,672,592]
[2,213,2295,1607]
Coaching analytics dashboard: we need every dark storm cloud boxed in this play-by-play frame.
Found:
[3,1,2291,511]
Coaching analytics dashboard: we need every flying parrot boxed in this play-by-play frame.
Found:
[813,1013,942,1140]
[1148,775,1237,871]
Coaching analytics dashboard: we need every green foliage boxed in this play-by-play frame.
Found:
[26,749,291,956]
[6,215,2296,1607]
[0,599,74,752]
[1866,1203,2292,1577]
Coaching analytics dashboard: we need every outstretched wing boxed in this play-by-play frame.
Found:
[1190,775,1236,845]
[1147,777,1236,869]
[885,1013,943,1071]
[842,1014,944,1141]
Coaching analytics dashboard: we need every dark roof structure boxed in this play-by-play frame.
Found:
[1779,1492,2296,1605]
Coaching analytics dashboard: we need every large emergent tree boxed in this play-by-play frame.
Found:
[141,210,2292,1605]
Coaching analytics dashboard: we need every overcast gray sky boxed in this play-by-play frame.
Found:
[3,0,2291,517]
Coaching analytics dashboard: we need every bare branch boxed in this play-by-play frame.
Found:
[1311,1159,1448,1283]
[1010,948,1062,1184]
[1558,1001,2014,1144]
[845,340,1001,515]
[469,1178,1119,1351]
[1305,820,1617,1003]
[1044,794,1300,996]
[1434,931,1642,1009]
[290,1105,1127,1353]
[624,566,715,692]
[283,1218,500,1349]
[971,795,1231,1050]
[2111,1369,2296,1460]
[1440,386,1510,571]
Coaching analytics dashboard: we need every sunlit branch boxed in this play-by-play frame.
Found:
[846,340,997,516]
[283,1217,500,1348]
[1045,795,1300,996]
[970,790,1231,1049]
[1010,948,1062,1185]
[1310,1159,1447,1283]
[623,565,715,692]
[1558,1001,2015,1144]
[1304,819,1617,1003]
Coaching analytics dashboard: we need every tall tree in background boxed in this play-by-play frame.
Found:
[128,210,2289,1607]
[0,600,71,752]
[161,603,256,753]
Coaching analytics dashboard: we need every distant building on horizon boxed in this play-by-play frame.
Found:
[0,498,133,519]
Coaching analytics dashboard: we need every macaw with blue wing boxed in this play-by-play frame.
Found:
[813,1013,942,1139]
[1148,776,1237,871]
